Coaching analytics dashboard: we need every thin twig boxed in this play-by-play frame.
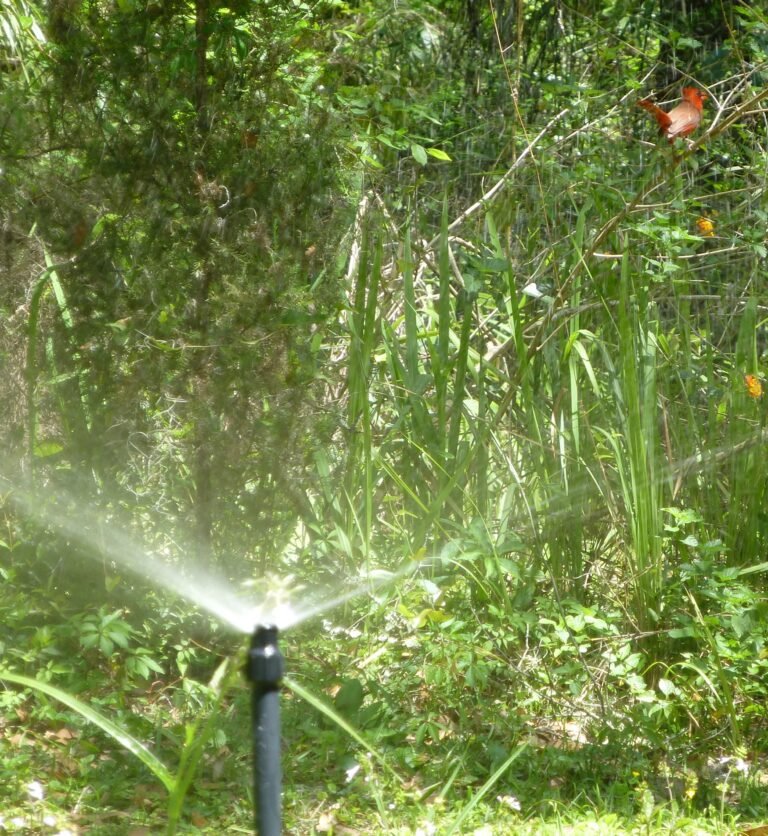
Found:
[427,109,569,250]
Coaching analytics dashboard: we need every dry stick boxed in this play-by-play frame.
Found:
[673,426,768,478]
[414,109,570,377]
[426,109,569,252]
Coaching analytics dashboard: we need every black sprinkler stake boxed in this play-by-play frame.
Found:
[246,625,284,836]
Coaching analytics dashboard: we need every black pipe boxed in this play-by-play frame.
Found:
[246,625,284,836]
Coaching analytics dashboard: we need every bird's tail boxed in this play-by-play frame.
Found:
[638,99,672,130]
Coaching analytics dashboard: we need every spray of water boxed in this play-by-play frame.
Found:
[1,475,421,633]
[2,429,761,634]
[269,566,419,630]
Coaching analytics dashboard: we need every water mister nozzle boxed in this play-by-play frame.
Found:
[246,625,284,836]
[247,624,284,685]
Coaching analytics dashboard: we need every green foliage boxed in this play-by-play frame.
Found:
[3,0,354,565]
[0,657,238,835]
[2,0,768,832]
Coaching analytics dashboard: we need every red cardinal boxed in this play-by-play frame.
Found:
[638,87,708,141]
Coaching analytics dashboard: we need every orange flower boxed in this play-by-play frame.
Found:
[745,374,763,399]
[696,217,715,237]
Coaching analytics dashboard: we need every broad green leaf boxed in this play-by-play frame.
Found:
[410,143,428,166]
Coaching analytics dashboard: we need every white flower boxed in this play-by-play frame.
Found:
[522,282,543,299]
[733,758,750,774]
[27,781,44,802]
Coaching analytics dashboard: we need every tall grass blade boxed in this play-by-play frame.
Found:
[284,676,401,782]
[445,743,528,835]
[0,668,175,791]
